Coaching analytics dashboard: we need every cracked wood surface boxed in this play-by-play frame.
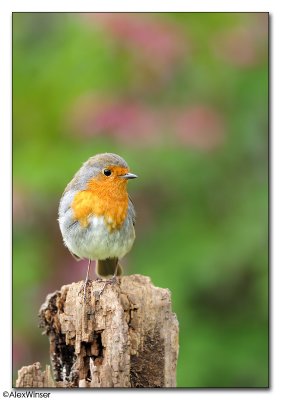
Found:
[16,274,179,388]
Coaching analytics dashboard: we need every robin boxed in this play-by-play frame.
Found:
[58,153,137,298]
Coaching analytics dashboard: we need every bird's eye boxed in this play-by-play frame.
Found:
[103,168,112,176]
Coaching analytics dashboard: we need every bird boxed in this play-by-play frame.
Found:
[58,153,137,299]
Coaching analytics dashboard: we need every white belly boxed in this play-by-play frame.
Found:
[60,214,135,260]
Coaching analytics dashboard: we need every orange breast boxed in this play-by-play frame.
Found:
[71,179,129,230]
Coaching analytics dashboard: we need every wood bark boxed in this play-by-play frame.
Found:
[16,274,179,388]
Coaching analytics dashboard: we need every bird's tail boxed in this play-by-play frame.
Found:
[96,258,123,278]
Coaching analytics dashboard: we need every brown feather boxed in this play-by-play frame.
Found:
[96,258,123,278]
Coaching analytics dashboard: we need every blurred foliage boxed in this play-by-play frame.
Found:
[13,13,268,387]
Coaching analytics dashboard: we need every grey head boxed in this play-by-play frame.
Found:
[64,153,129,193]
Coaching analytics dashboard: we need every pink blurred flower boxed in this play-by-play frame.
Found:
[13,185,33,225]
[82,13,188,79]
[213,15,268,68]
[69,95,226,150]
[13,335,32,370]
[172,105,225,151]
[69,94,162,146]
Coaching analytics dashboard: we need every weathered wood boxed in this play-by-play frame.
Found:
[16,363,55,388]
[16,275,179,388]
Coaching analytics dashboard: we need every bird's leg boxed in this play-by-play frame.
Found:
[110,261,119,283]
[98,260,119,296]
[83,259,91,301]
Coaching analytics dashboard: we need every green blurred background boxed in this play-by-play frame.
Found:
[12,13,268,387]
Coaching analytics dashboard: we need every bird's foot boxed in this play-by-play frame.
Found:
[96,275,118,297]
[80,278,92,302]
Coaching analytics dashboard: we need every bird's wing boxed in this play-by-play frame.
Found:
[129,196,136,226]
[69,250,82,261]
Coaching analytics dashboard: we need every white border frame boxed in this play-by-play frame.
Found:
[1,2,278,399]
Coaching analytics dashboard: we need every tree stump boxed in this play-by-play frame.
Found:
[16,275,179,388]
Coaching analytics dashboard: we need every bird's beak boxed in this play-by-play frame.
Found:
[121,172,138,180]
